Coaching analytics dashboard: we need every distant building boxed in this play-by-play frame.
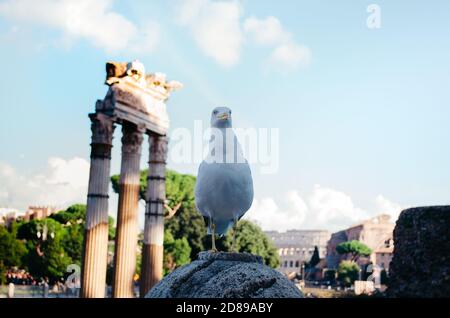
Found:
[23,206,57,221]
[0,207,21,227]
[265,230,331,275]
[1,206,59,227]
[326,214,395,272]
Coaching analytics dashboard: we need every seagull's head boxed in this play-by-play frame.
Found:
[211,106,232,128]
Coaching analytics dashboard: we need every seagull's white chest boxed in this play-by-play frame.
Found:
[195,162,254,220]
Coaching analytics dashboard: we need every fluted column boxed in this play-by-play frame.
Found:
[140,134,168,297]
[112,123,144,298]
[81,113,115,298]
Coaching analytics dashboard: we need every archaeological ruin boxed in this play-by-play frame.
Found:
[80,60,182,298]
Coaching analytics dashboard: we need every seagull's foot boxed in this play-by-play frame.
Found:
[210,223,218,253]
[208,248,219,253]
[230,239,238,252]
[231,220,238,253]
[231,237,238,253]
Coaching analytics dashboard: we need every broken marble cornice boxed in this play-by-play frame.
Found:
[105,60,183,100]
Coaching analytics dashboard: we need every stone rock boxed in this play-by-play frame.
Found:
[146,252,303,298]
[387,206,450,298]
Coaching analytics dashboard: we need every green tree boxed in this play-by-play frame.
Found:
[215,220,280,268]
[108,216,116,240]
[337,260,360,287]
[9,220,25,238]
[50,204,116,263]
[164,171,205,258]
[51,204,85,265]
[1,204,114,284]
[62,222,84,265]
[17,219,71,283]
[336,240,372,261]
[0,261,6,285]
[50,204,86,224]
[0,225,27,269]
[163,230,191,275]
[308,246,321,268]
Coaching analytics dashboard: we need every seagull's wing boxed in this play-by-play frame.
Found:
[194,160,210,217]
[233,162,254,219]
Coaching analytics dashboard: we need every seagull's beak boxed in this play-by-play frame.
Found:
[217,113,229,121]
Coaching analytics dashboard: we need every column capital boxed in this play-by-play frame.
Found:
[148,134,168,164]
[89,113,115,145]
[121,123,145,155]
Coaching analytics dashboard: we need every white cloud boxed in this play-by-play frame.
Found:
[0,0,160,54]
[1,0,311,70]
[174,0,243,67]
[243,16,290,46]
[375,195,404,221]
[42,157,89,188]
[245,190,308,232]
[245,185,403,232]
[244,16,312,70]
[269,42,312,69]
[173,8,312,70]
[0,157,90,211]
[309,185,366,225]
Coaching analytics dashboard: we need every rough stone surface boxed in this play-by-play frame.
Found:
[146,252,303,298]
[387,206,450,298]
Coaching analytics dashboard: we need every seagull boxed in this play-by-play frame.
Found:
[194,107,254,252]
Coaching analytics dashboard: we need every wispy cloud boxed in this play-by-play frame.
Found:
[244,16,291,46]
[244,16,312,71]
[0,0,311,72]
[173,2,311,71]
[0,157,90,210]
[375,194,404,222]
[245,185,404,232]
[0,0,160,54]
[174,0,244,67]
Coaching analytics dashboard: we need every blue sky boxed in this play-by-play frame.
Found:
[1,0,449,232]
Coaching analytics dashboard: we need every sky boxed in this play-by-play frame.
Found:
[0,0,449,232]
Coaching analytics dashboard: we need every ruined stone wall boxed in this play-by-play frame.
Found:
[147,252,303,298]
[387,206,450,297]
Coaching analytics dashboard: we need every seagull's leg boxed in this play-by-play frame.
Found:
[231,219,238,252]
[210,222,218,253]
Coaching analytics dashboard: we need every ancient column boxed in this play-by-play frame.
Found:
[140,133,168,297]
[81,113,115,298]
[112,123,144,298]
